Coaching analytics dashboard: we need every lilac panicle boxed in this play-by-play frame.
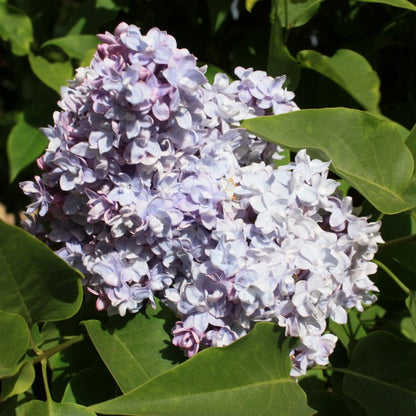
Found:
[20,23,382,376]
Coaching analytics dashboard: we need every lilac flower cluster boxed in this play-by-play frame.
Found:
[20,22,382,376]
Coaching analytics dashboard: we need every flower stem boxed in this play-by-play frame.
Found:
[41,358,52,402]
[374,259,410,295]
[379,233,416,250]
[33,334,84,365]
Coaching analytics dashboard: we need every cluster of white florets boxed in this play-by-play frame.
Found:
[20,23,382,375]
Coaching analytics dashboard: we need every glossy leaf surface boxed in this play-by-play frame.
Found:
[297,49,380,113]
[242,108,416,214]
[90,323,314,416]
[0,221,83,326]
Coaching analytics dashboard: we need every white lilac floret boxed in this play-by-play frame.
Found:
[20,22,382,376]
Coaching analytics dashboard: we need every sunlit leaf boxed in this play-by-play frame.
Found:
[0,221,83,326]
[28,53,73,93]
[357,0,416,11]
[20,400,96,416]
[0,361,35,401]
[278,0,324,28]
[0,2,33,56]
[7,112,48,182]
[405,124,416,161]
[90,323,315,416]
[83,299,184,393]
[0,310,30,378]
[42,35,99,60]
[246,0,263,12]
[242,108,416,214]
[342,331,416,416]
[297,49,381,113]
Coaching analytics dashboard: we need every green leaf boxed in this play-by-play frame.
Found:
[0,361,35,401]
[342,331,416,416]
[242,108,416,214]
[79,49,96,67]
[65,0,120,35]
[268,0,300,88]
[0,3,33,56]
[328,310,367,356]
[405,124,416,161]
[0,310,30,378]
[246,0,263,12]
[357,0,416,11]
[297,49,381,113]
[206,0,233,33]
[61,367,119,406]
[83,299,184,393]
[0,221,83,326]
[306,390,351,416]
[90,323,314,416]
[28,53,73,93]
[39,320,106,402]
[7,112,48,182]
[42,35,99,60]
[20,400,96,416]
[406,291,416,328]
[400,317,416,342]
[278,0,324,28]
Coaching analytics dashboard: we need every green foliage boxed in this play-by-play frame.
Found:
[1,1,416,415]
[277,0,324,28]
[297,49,381,113]
[357,0,416,11]
[90,323,314,416]
[0,310,29,378]
[242,108,416,214]
[28,53,73,94]
[342,331,416,415]
[83,300,184,393]
[0,221,83,325]
[7,113,48,183]
[0,1,33,56]
[20,400,97,416]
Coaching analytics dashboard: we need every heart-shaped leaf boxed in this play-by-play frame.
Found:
[90,323,315,416]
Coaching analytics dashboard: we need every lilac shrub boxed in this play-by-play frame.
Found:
[20,22,382,376]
